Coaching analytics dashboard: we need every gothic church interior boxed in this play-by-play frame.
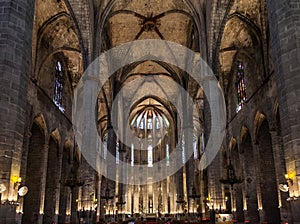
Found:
[0,0,299,223]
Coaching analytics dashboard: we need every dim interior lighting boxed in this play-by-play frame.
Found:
[11,176,22,189]
[11,176,22,184]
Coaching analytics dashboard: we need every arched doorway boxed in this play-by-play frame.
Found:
[257,119,280,222]
[22,123,45,224]
[241,132,259,222]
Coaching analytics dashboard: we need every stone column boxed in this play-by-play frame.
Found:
[39,143,50,224]
[0,0,35,223]
[100,177,107,221]
[270,130,292,223]
[252,143,263,222]
[184,126,194,215]
[267,1,300,221]
[107,126,116,218]
[175,167,184,213]
[70,187,79,224]
[207,151,223,212]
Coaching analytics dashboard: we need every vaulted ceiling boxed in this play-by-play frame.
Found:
[97,0,203,136]
[32,0,266,139]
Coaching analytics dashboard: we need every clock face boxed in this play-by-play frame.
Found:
[18,186,29,197]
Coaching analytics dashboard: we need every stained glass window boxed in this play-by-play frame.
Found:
[116,141,120,165]
[182,136,186,164]
[155,117,161,130]
[236,62,247,113]
[147,118,153,130]
[131,143,134,167]
[201,133,205,154]
[148,144,153,167]
[193,134,198,160]
[103,134,107,160]
[54,61,64,112]
[166,144,170,167]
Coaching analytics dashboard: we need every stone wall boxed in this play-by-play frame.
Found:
[267,0,300,222]
[0,0,35,223]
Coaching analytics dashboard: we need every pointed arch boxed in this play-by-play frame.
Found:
[240,125,249,149]
[32,113,48,139]
[253,111,266,143]
[51,128,62,146]
[229,137,237,152]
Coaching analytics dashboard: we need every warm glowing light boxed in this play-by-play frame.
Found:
[285,172,296,181]
[11,176,21,183]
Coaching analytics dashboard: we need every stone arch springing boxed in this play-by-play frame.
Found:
[253,111,266,144]
[32,113,49,138]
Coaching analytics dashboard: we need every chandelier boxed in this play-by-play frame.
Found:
[220,162,243,188]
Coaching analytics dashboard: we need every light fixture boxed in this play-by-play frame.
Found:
[220,162,243,188]
[0,183,6,207]
[0,183,6,193]
[64,177,84,189]
[11,176,21,183]
[176,195,186,212]
[279,184,289,192]
[18,186,28,197]
[285,173,294,185]
[11,176,22,189]
[101,188,114,201]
